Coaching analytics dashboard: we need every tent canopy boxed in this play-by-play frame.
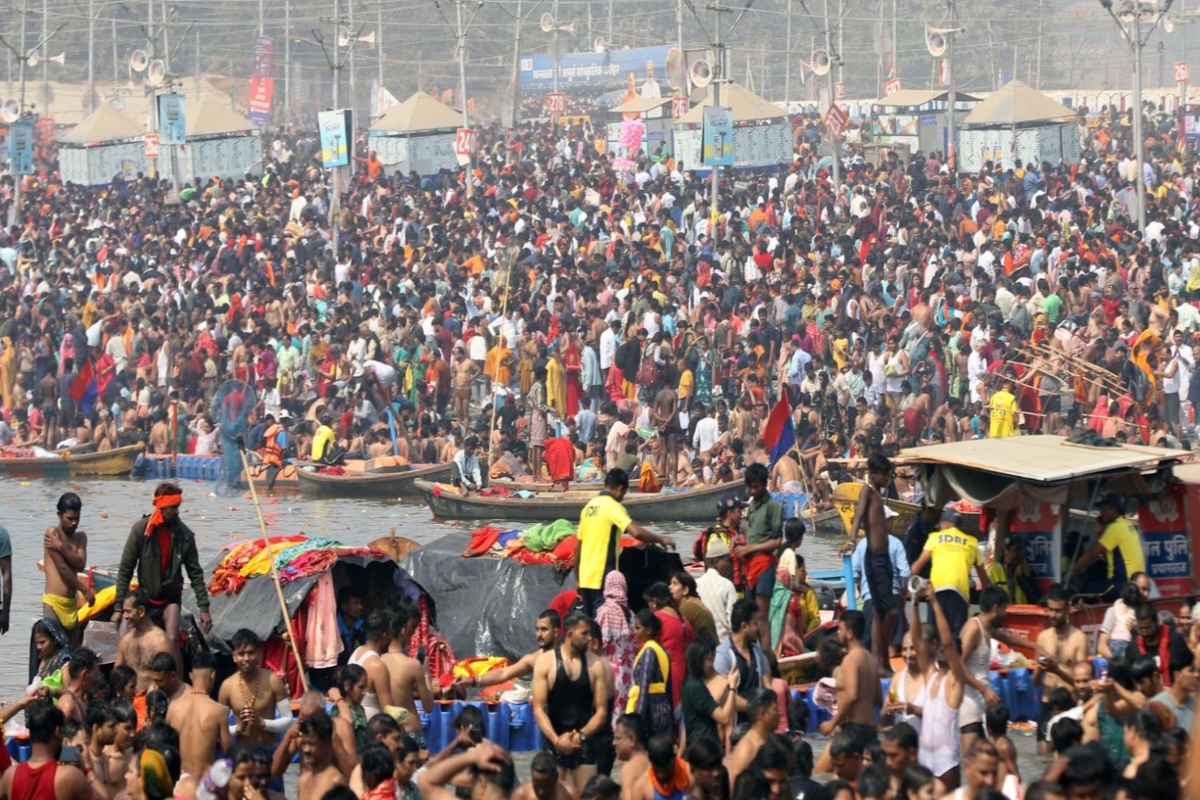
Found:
[962,79,1077,127]
[609,97,672,114]
[58,104,145,144]
[187,100,258,137]
[676,83,785,125]
[370,90,462,133]
[874,89,980,109]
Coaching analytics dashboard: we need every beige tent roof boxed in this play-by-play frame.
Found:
[370,90,462,133]
[57,103,145,144]
[186,98,258,136]
[962,79,1076,127]
[874,89,980,109]
[609,97,672,114]
[676,82,786,125]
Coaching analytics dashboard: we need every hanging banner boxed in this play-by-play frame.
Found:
[252,36,275,78]
[144,133,159,159]
[701,105,733,167]
[157,94,186,145]
[9,121,33,175]
[247,76,274,125]
[318,109,353,167]
[1138,485,1191,596]
[1007,499,1060,594]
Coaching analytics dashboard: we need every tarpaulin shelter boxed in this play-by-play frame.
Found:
[183,535,435,698]
[178,99,263,182]
[367,90,462,177]
[57,104,147,186]
[672,82,792,173]
[958,79,1082,173]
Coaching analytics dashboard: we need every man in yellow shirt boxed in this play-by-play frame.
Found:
[988,375,1020,438]
[909,507,989,636]
[574,468,676,616]
[1072,493,1146,602]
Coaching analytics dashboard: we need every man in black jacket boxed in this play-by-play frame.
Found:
[111,482,212,668]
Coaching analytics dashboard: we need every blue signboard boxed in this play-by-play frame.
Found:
[519,44,676,95]
[701,106,733,167]
[158,94,186,146]
[318,109,352,168]
[9,121,33,175]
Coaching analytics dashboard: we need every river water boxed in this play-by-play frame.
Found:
[0,475,850,701]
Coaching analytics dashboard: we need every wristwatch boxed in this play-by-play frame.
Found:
[577,730,588,743]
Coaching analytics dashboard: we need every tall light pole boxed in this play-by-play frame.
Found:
[1100,0,1175,233]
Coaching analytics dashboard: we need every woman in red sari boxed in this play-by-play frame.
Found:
[563,332,583,418]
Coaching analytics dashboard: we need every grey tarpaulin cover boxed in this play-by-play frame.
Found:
[400,534,684,661]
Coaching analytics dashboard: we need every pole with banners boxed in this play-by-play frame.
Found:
[1177,60,1189,152]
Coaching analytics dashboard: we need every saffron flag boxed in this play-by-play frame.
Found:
[68,359,98,416]
[763,394,796,465]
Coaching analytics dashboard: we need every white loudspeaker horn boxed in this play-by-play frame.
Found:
[540,12,554,32]
[1165,13,1176,33]
[337,25,351,47]
[147,59,166,84]
[593,36,605,53]
[26,50,39,68]
[48,52,64,65]
[690,57,712,88]
[1,98,19,123]
[130,49,149,72]
[811,48,831,76]
[358,30,375,45]
[557,21,575,33]
[926,26,947,58]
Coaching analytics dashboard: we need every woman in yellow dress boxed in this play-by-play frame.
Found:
[546,345,567,417]
[0,337,15,413]
[518,336,539,397]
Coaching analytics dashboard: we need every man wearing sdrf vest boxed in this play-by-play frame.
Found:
[909,506,989,638]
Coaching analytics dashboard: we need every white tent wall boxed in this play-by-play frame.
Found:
[180,134,264,182]
[957,123,1082,173]
[367,132,458,177]
[60,142,146,186]
[673,121,792,173]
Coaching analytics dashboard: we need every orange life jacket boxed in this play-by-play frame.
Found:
[261,423,284,467]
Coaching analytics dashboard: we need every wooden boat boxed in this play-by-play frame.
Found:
[67,443,145,478]
[488,478,607,493]
[0,442,98,481]
[815,481,980,539]
[416,479,730,523]
[297,462,453,500]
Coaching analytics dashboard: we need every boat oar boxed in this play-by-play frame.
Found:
[238,445,310,693]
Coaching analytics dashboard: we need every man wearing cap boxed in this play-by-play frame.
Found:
[695,538,739,641]
[693,493,749,590]
[1072,493,1146,602]
[909,506,989,637]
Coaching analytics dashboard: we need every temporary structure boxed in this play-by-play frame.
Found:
[605,97,673,158]
[958,79,1082,173]
[177,98,263,182]
[57,103,147,186]
[871,89,981,158]
[672,82,792,172]
[368,90,462,176]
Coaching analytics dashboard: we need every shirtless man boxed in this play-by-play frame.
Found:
[296,710,347,800]
[728,690,782,784]
[103,701,137,797]
[43,492,94,645]
[818,610,882,752]
[149,415,171,455]
[512,751,576,800]
[771,450,804,494]
[652,366,680,482]
[57,648,101,725]
[216,628,293,748]
[274,691,357,781]
[348,611,394,719]
[166,651,231,781]
[146,652,189,703]
[348,715,405,794]
[454,346,481,428]
[114,590,173,692]
[83,702,117,798]
[460,610,561,691]
[849,453,900,674]
[382,606,434,751]
[1034,586,1089,755]
[613,715,648,800]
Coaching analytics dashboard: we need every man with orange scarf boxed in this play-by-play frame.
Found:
[112,483,212,669]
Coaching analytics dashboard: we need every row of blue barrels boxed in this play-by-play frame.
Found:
[133,454,223,482]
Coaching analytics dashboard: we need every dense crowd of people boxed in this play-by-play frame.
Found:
[0,71,1198,800]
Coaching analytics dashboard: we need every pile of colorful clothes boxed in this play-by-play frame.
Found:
[461,519,579,566]
[208,535,383,595]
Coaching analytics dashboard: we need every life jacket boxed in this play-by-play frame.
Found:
[261,423,283,467]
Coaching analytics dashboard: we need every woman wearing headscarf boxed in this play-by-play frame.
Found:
[627,609,674,741]
[29,617,71,683]
[125,746,181,800]
[594,571,636,720]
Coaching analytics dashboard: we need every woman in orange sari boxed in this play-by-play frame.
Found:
[563,334,583,418]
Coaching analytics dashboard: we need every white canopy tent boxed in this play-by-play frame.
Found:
[177,99,263,182]
[672,83,792,173]
[958,80,1082,173]
[57,104,147,186]
[368,91,462,176]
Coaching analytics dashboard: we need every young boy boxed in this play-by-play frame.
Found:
[103,700,137,798]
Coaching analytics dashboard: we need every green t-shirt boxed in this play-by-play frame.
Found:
[1042,293,1063,324]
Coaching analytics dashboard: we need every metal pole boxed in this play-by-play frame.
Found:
[1035,0,1044,89]
[349,0,357,119]
[551,0,560,96]
[377,2,384,114]
[40,0,46,115]
[1133,10,1147,232]
[946,0,956,173]
[785,0,791,104]
[824,0,840,191]
[111,17,117,88]
[285,0,291,120]
[709,0,721,236]
[607,0,612,47]
[161,0,170,72]
[892,0,897,79]
[87,0,94,113]
[258,0,264,36]
[332,0,340,254]
[148,0,154,58]
[195,29,200,95]
[14,0,25,227]
[456,0,472,196]
[510,0,523,126]
[836,0,843,92]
